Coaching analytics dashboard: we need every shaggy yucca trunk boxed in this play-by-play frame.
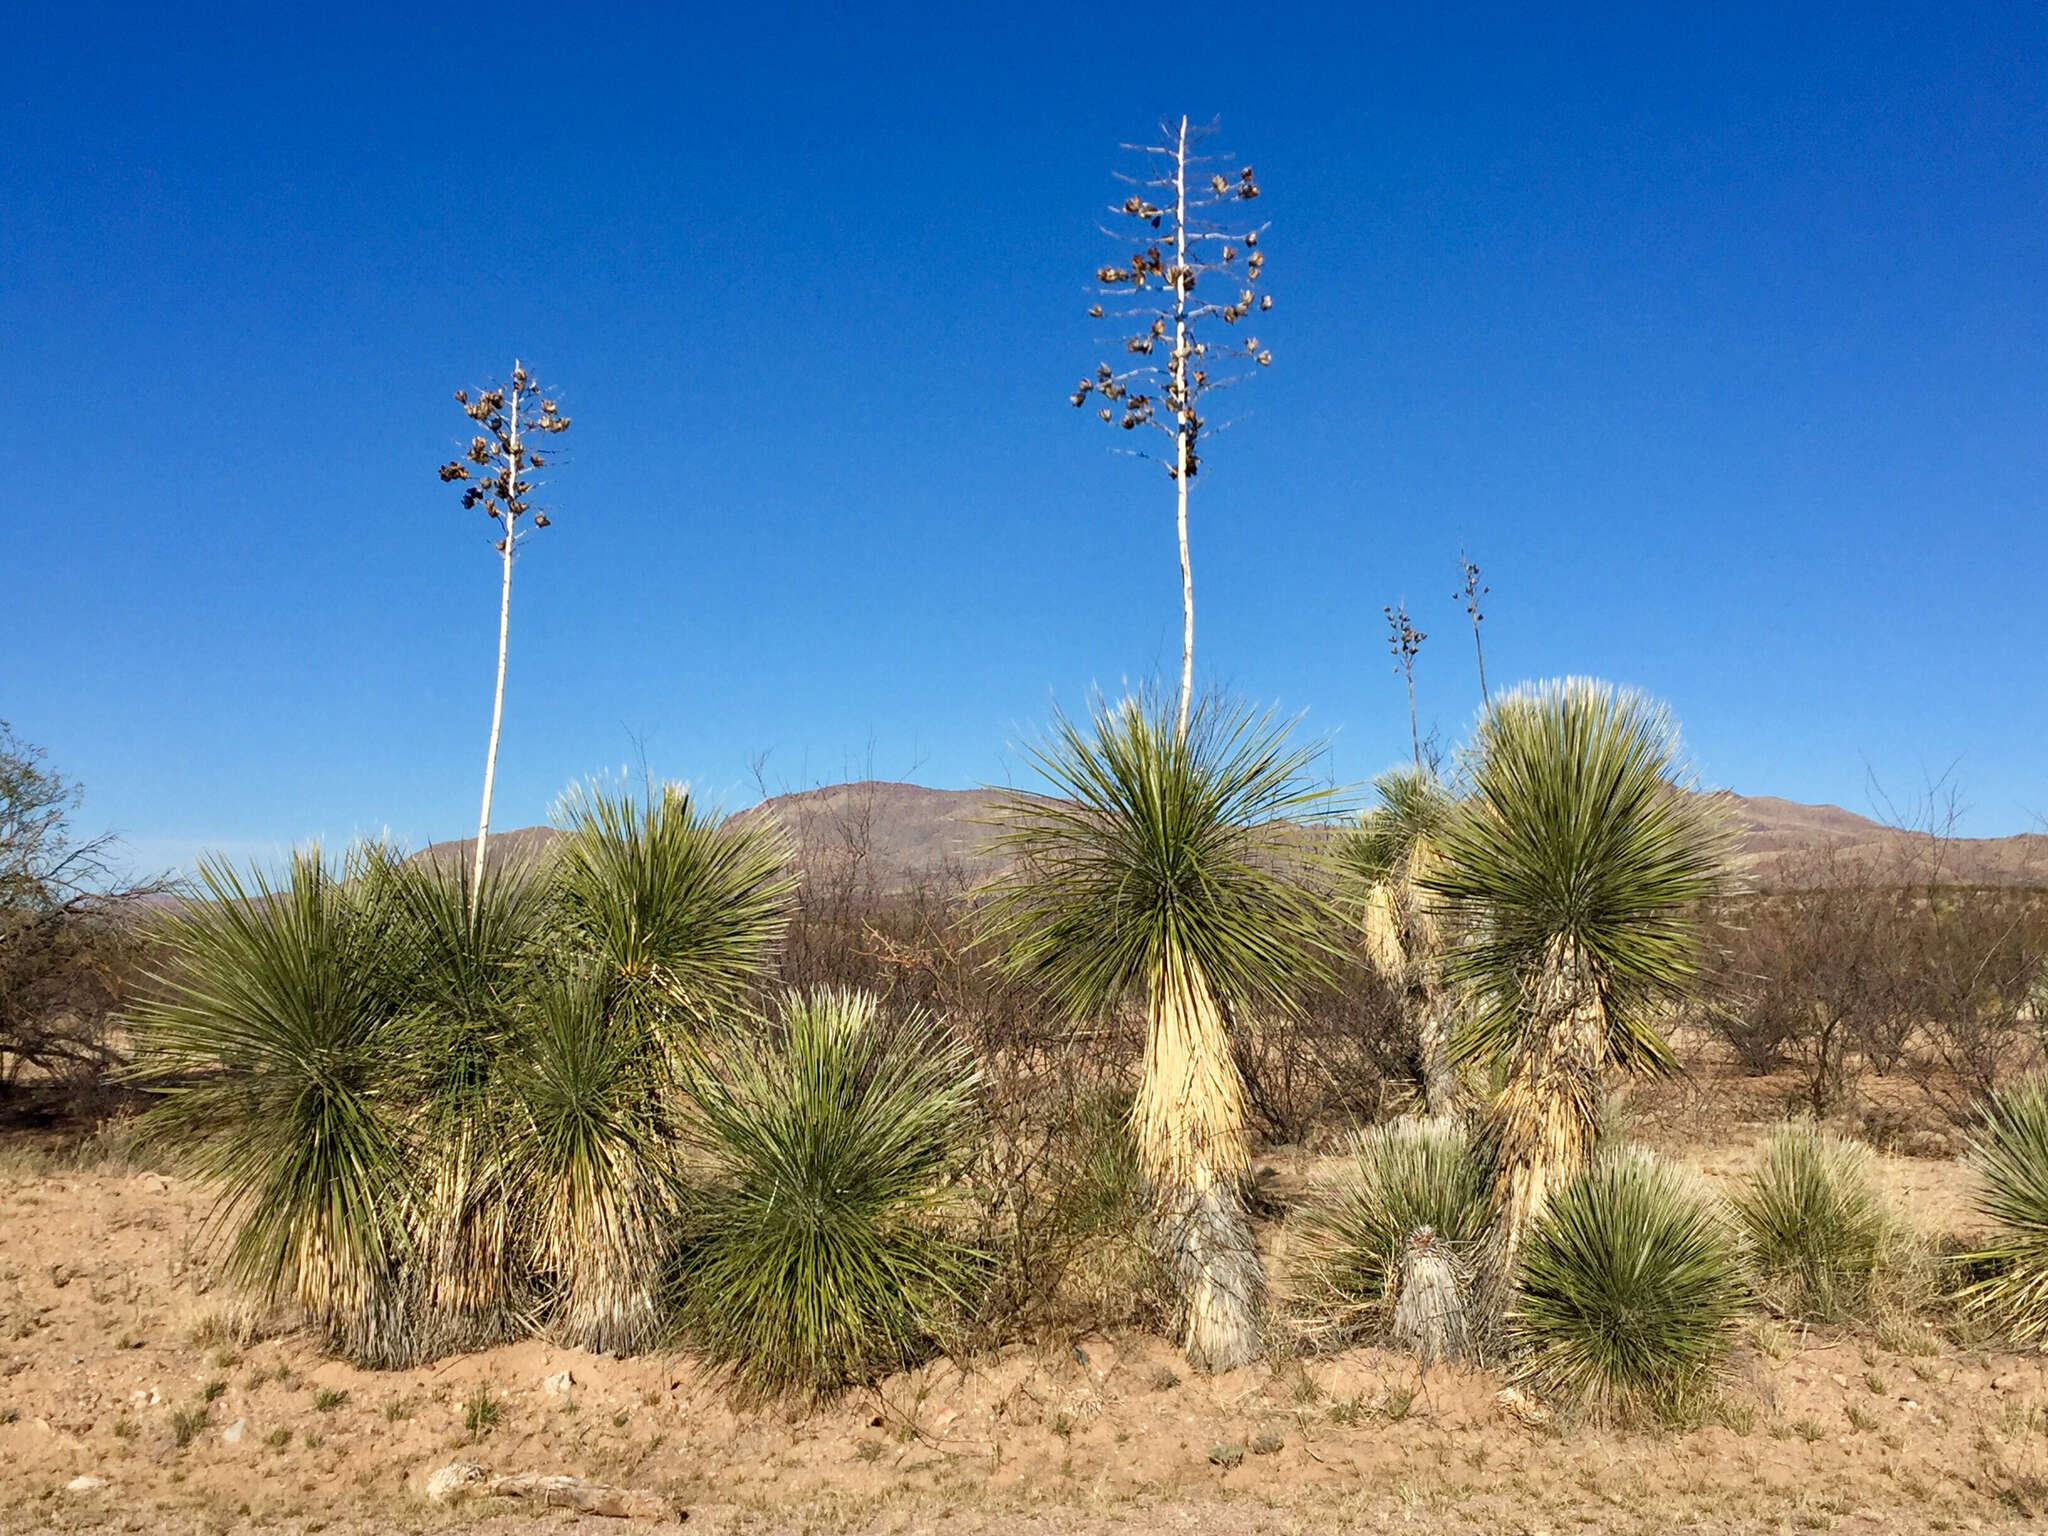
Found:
[1139,952,1262,1371]
[1488,936,1608,1270]
[418,1126,517,1348]
[1391,1226,1467,1368]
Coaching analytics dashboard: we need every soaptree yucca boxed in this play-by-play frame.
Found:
[1423,680,1730,1271]
[132,850,416,1365]
[1731,1123,1891,1322]
[1510,1151,1742,1421]
[373,848,548,1347]
[1290,1115,1489,1347]
[676,988,979,1400]
[1340,767,1457,1114]
[1958,1075,2048,1344]
[529,780,795,1350]
[506,971,678,1354]
[986,691,1336,1370]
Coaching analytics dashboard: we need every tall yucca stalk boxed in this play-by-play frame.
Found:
[1339,767,1457,1114]
[984,692,1336,1370]
[1422,680,1730,1273]
[371,847,548,1347]
[132,849,416,1365]
[530,780,796,1351]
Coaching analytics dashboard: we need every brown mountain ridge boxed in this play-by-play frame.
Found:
[414,780,2047,892]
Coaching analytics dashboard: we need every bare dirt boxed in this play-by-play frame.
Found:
[5,1123,2048,1536]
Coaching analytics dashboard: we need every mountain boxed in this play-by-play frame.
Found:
[415,782,2048,892]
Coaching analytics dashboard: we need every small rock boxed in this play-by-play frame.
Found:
[542,1369,575,1398]
[65,1475,106,1494]
[424,1462,491,1505]
[221,1418,246,1444]
[1250,1431,1284,1455]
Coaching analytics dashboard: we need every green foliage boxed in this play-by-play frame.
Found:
[982,690,1338,1021]
[1423,679,1731,1076]
[1510,1152,1743,1420]
[1337,767,1451,890]
[675,988,979,1400]
[131,848,416,1366]
[1730,1123,1889,1320]
[550,779,796,1046]
[1958,1075,2048,1343]
[507,972,677,1353]
[1290,1116,1490,1339]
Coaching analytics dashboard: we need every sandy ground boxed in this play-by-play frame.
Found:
[4,1124,2048,1536]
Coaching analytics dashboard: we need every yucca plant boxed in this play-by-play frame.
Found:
[130,849,417,1366]
[1957,1074,2048,1343]
[525,780,796,1351]
[1730,1123,1890,1321]
[373,848,549,1347]
[1289,1115,1490,1345]
[505,972,676,1354]
[1339,768,1457,1114]
[984,691,1337,1371]
[675,988,979,1400]
[1422,679,1731,1270]
[550,779,796,1054]
[1510,1151,1742,1421]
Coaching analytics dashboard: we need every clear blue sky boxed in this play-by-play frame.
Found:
[5,3,2044,872]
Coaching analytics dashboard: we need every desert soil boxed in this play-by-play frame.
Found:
[4,1128,2047,1536]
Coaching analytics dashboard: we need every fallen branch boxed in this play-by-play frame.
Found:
[425,1461,680,1520]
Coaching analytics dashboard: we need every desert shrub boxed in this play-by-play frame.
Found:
[1289,1116,1489,1345]
[1234,957,1409,1145]
[1957,1075,2048,1344]
[1510,1152,1743,1421]
[1730,1123,1890,1321]
[674,988,980,1399]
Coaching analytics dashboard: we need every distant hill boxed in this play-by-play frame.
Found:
[414,782,2048,892]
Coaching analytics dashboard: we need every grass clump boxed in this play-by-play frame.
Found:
[1289,1115,1488,1343]
[675,988,979,1400]
[1957,1075,2048,1343]
[1509,1151,1743,1422]
[463,1383,501,1437]
[1730,1122,1890,1320]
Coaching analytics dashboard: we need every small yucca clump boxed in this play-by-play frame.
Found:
[1290,1116,1490,1348]
[675,989,980,1400]
[1509,1152,1742,1421]
[1730,1123,1890,1321]
[1958,1075,2048,1344]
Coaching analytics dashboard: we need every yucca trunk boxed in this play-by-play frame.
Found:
[281,1215,410,1368]
[1363,869,1456,1117]
[1417,988,1458,1118]
[419,1124,517,1348]
[1137,949,1263,1371]
[536,1158,668,1356]
[1487,936,1608,1273]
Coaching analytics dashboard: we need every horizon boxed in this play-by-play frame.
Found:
[6,4,2045,879]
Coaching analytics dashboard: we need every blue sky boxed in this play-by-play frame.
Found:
[4,3,2044,872]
